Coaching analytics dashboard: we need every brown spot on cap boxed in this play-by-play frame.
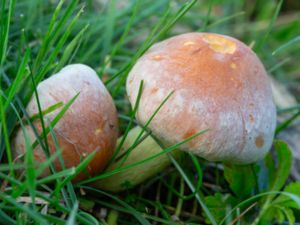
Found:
[183,129,197,140]
[150,87,159,94]
[249,114,254,123]
[255,135,264,148]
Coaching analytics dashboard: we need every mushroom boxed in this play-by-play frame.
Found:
[92,126,182,192]
[126,32,276,164]
[11,64,118,181]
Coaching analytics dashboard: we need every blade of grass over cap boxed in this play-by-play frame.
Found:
[118,91,174,168]
[77,128,207,185]
[55,150,97,191]
[31,93,79,150]
[108,80,144,166]
[29,66,51,158]
[48,124,77,209]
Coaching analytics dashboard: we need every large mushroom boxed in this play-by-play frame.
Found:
[11,64,118,181]
[126,32,276,164]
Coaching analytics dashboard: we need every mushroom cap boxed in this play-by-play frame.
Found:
[12,64,118,181]
[126,32,276,164]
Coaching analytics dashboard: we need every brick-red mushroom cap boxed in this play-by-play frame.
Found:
[12,64,118,181]
[126,32,276,164]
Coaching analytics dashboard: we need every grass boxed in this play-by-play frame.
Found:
[1,0,300,224]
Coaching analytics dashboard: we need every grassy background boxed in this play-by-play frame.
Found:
[1,0,300,224]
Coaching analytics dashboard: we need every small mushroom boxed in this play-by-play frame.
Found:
[126,32,276,164]
[11,64,118,181]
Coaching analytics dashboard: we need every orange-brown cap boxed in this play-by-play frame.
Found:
[126,32,276,164]
[12,64,118,181]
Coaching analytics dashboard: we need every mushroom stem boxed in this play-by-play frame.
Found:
[92,126,182,192]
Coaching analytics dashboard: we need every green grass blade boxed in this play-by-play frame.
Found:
[24,125,37,211]
[56,150,97,190]
[31,93,79,150]
[255,0,283,51]
[55,24,89,72]
[66,201,79,225]
[272,35,300,55]
[0,86,14,178]
[200,0,214,31]
[32,0,78,74]
[168,154,217,225]
[159,153,203,200]
[77,129,207,185]
[35,6,84,84]
[205,11,245,30]
[0,192,49,225]
[37,167,75,185]
[34,192,97,225]
[108,80,144,166]
[100,0,116,62]
[4,48,30,111]
[48,123,77,209]
[118,91,174,168]
[26,102,64,124]
[106,0,197,93]
[0,171,22,186]
[267,57,290,73]
[219,191,300,225]
[276,110,300,135]
[0,0,15,65]
[0,209,15,225]
[29,66,51,158]
[81,186,152,225]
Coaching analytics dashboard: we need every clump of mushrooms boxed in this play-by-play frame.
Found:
[12,32,277,191]
[126,32,276,164]
[11,64,118,181]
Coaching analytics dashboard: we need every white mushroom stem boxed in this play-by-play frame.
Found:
[92,126,182,192]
